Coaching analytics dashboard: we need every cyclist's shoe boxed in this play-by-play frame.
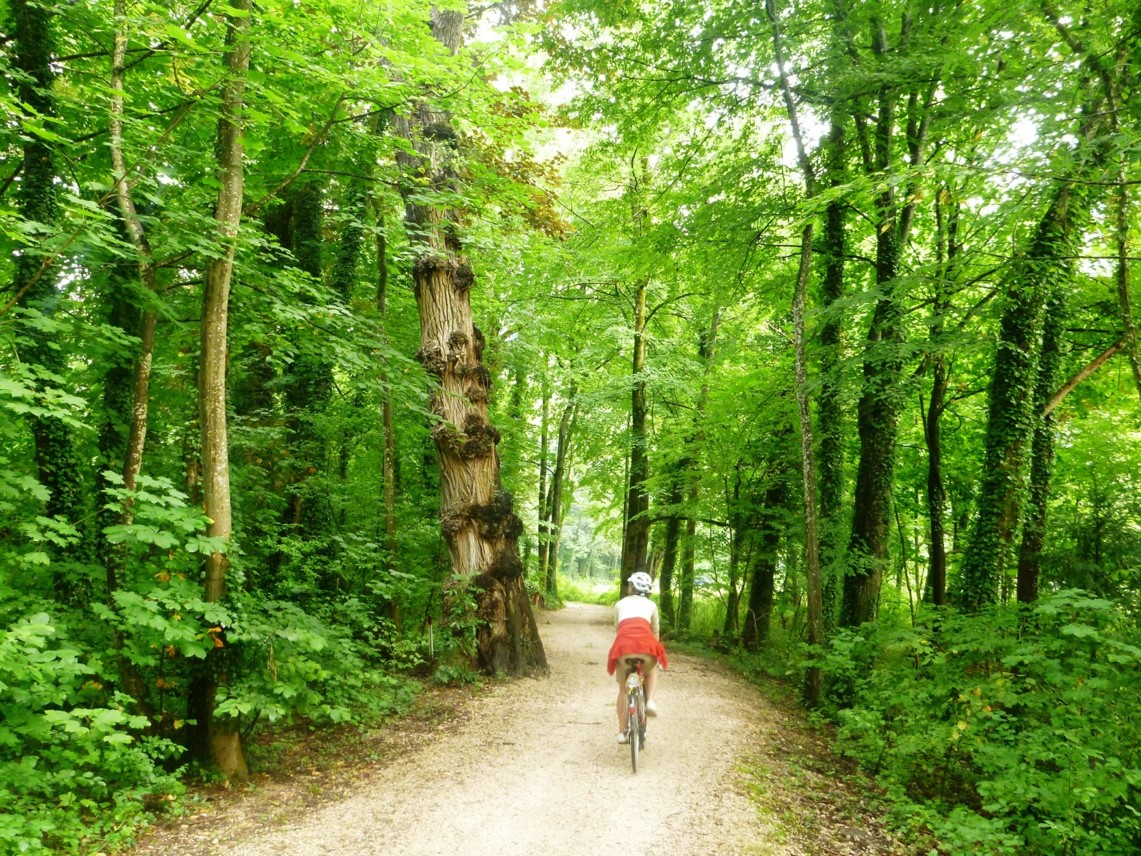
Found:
[617,732,629,744]
[646,700,659,717]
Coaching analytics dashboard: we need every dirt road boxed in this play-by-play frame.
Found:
[131,603,902,856]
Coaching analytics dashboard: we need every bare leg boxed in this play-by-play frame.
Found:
[644,664,658,704]
[616,683,627,732]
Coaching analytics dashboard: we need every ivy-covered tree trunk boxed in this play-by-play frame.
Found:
[960,169,1104,608]
[189,0,251,779]
[95,245,136,584]
[280,182,336,539]
[1114,177,1141,400]
[10,0,91,602]
[396,8,546,676]
[1016,291,1064,603]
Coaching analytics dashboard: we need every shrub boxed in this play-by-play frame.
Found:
[822,592,1141,854]
[0,611,183,854]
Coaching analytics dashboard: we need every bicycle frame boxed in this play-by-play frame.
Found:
[624,658,647,772]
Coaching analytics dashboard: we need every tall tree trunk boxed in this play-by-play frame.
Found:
[10,0,90,602]
[190,0,251,779]
[741,475,788,651]
[333,183,365,500]
[768,0,826,701]
[1016,290,1064,603]
[374,200,399,582]
[677,491,697,633]
[923,184,957,606]
[817,111,847,634]
[536,374,552,583]
[959,7,1124,608]
[959,142,1107,608]
[395,9,545,675]
[657,466,683,627]
[619,276,651,586]
[840,56,902,627]
[677,309,719,633]
[110,0,159,505]
[104,6,160,706]
[840,14,936,628]
[95,245,137,584]
[722,463,744,639]
[791,222,825,704]
[281,181,335,542]
[545,390,577,599]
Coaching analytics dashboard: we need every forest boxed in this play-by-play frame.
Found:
[1,0,1139,852]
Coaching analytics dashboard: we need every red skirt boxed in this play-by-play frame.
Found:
[607,617,668,675]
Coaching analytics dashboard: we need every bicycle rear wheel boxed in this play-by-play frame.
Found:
[629,698,639,773]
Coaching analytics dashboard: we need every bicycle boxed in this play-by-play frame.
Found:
[623,656,648,773]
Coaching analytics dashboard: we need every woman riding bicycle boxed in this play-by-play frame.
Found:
[607,571,668,744]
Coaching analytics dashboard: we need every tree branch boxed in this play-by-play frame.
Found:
[1043,335,1127,416]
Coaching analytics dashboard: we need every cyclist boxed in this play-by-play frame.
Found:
[607,570,668,744]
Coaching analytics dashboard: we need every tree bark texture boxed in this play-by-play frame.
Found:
[395,9,546,675]
[193,0,251,779]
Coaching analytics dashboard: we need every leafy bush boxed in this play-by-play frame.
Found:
[221,597,419,725]
[822,592,1141,854]
[0,611,183,854]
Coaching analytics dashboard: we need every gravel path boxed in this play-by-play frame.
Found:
[129,602,905,856]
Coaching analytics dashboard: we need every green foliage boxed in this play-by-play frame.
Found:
[220,598,419,725]
[821,593,1141,854]
[553,573,618,605]
[0,611,183,854]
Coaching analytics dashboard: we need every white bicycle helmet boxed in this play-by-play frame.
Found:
[628,571,653,595]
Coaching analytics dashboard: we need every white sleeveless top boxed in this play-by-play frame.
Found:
[615,595,660,637]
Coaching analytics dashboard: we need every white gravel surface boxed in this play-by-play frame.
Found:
[129,602,904,856]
